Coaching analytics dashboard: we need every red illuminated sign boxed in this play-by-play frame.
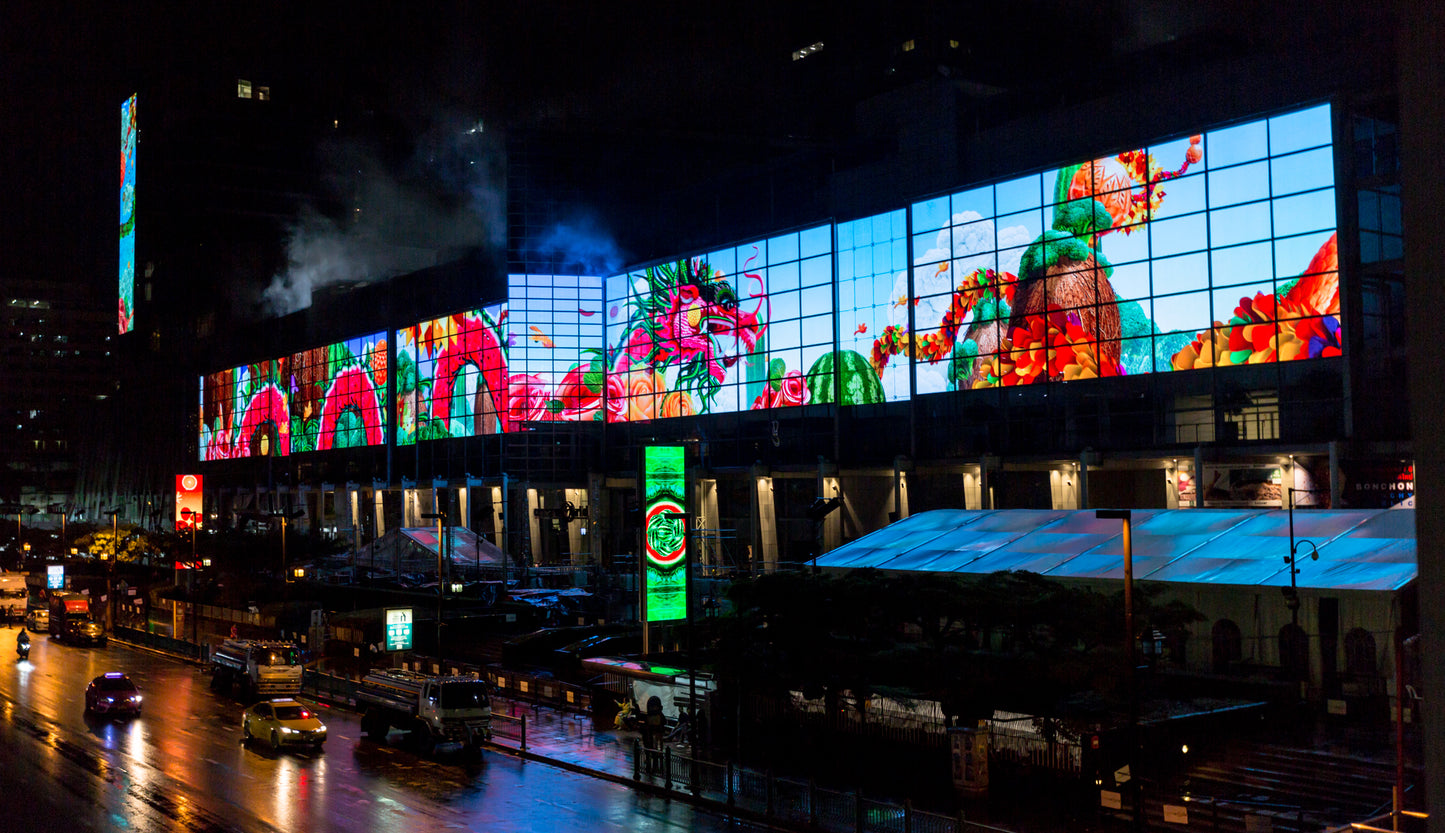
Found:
[176,474,203,530]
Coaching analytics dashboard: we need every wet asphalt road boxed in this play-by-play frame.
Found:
[0,633,767,833]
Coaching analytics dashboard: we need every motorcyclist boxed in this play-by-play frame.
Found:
[17,626,30,653]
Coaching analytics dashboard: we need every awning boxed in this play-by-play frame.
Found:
[815,507,1416,592]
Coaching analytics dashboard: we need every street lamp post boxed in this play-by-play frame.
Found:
[1097,509,1141,833]
[422,511,446,657]
[1285,487,1321,628]
[104,506,123,631]
[663,511,698,752]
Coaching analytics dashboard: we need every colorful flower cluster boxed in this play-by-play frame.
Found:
[969,306,1124,388]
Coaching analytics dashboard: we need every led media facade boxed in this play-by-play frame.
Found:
[507,274,605,423]
[289,332,389,452]
[119,93,137,334]
[605,226,834,421]
[903,104,1338,392]
[197,103,1343,452]
[643,445,687,622]
[199,332,388,460]
[397,305,508,445]
[201,359,290,460]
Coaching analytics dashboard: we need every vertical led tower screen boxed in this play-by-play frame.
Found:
[119,93,137,334]
[397,305,508,445]
[643,445,687,622]
[176,475,203,530]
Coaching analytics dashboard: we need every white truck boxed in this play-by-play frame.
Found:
[356,668,493,753]
[210,639,304,698]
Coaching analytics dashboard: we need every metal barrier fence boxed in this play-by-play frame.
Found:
[113,625,206,661]
[616,742,1011,833]
[294,666,1012,833]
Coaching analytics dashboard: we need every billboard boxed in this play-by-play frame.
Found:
[606,225,833,421]
[175,474,203,530]
[642,445,687,622]
[397,305,508,444]
[119,93,137,334]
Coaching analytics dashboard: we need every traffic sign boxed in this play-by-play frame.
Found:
[385,607,413,652]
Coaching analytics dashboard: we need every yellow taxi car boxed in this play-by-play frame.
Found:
[241,698,327,750]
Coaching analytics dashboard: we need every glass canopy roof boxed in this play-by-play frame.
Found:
[815,507,1416,592]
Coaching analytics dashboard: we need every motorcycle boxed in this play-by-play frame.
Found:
[17,637,30,661]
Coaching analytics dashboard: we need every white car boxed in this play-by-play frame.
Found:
[242,698,327,750]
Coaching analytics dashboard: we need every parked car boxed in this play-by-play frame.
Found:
[242,698,327,750]
[85,672,142,717]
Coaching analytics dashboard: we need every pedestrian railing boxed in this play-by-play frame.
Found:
[615,737,1008,833]
[113,625,205,660]
[295,667,1015,833]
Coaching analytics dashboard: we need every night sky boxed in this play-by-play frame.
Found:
[1,2,815,302]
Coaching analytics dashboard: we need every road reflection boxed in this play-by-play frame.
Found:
[0,632,765,832]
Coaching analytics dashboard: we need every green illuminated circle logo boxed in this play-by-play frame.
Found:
[644,500,686,567]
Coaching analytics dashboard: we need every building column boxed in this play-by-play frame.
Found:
[893,456,911,521]
[753,467,778,572]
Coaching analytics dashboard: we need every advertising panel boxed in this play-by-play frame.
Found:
[397,305,508,444]
[175,474,203,530]
[119,93,137,334]
[643,445,687,622]
[1200,466,1284,507]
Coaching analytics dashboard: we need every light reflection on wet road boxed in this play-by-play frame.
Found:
[0,634,766,832]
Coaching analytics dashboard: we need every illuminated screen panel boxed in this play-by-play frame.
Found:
[605,225,832,422]
[175,474,203,531]
[119,93,137,334]
[199,359,291,460]
[507,274,604,425]
[643,445,687,622]
[397,304,508,445]
[289,332,389,453]
[899,103,1337,392]
[835,210,907,403]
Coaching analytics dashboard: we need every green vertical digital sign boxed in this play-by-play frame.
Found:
[643,445,687,622]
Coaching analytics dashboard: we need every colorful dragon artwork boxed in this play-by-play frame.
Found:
[198,105,1342,446]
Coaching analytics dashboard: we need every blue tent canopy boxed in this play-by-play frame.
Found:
[815,507,1416,592]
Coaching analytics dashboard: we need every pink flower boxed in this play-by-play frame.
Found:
[508,374,557,423]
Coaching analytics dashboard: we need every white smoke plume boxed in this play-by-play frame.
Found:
[261,113,505,318]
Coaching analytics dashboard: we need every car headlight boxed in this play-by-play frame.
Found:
[280,727,297,734]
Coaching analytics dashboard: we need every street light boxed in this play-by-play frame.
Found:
[422,511,446,657]
[1285,487,1321,628]
[1097,509,1141,833]
[103,506,123,631]
[663,511,699,753]
[270,509,305,583]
